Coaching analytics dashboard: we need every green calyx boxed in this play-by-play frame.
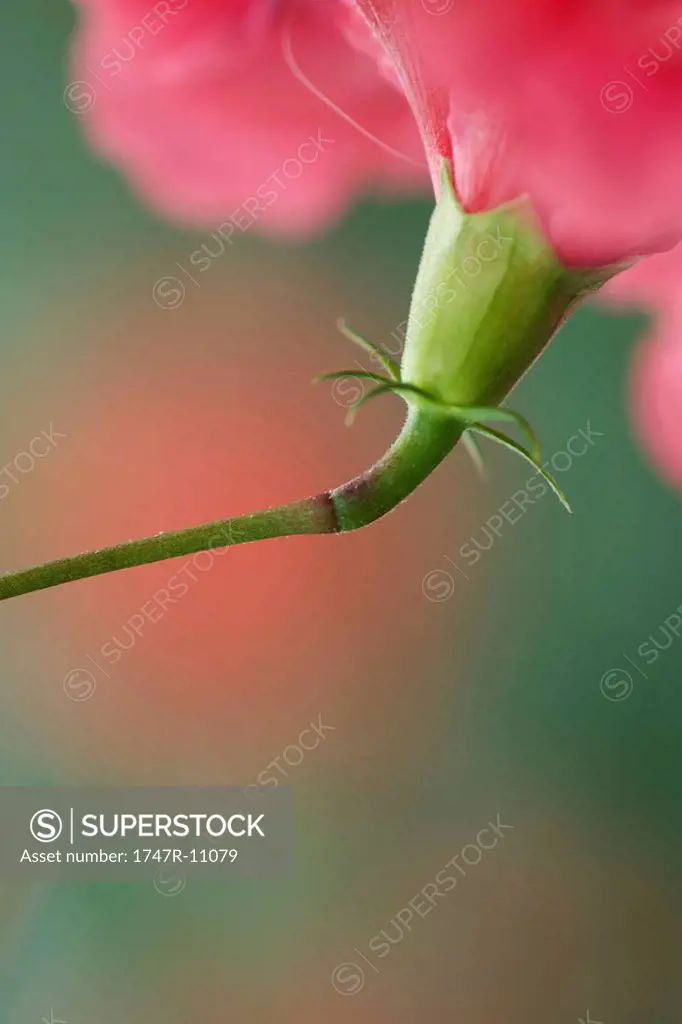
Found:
[316,322,570,512]
[314,164,625,517]
[400,164,616,408]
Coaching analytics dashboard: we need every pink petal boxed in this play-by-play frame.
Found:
[632,315,682,488]
[352,0,682,265]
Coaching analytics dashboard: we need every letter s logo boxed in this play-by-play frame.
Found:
[30,809,63,842]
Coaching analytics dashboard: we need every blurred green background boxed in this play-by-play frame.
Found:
[1,3,681,1023]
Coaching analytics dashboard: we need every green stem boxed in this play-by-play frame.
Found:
[330,404,462,529]
[0,405,462,602]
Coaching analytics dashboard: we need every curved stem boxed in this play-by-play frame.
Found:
[0,406,462,602]
[330,404,462,529]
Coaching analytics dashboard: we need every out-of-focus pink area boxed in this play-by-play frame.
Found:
[70,0,425,230]
[628,313,682,488]
[603,246,682,487]
[606,245,682,313]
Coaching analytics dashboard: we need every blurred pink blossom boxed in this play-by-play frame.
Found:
[631,318,682,488]
[604,249,682,487]
[70,0,425,231]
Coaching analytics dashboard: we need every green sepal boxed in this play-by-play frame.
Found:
[335,318,400,382]
[345,382,398,425]
[424,402,540,463]
[313,369,393,387]
[472,424,571,512]
[319,319,570,509]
